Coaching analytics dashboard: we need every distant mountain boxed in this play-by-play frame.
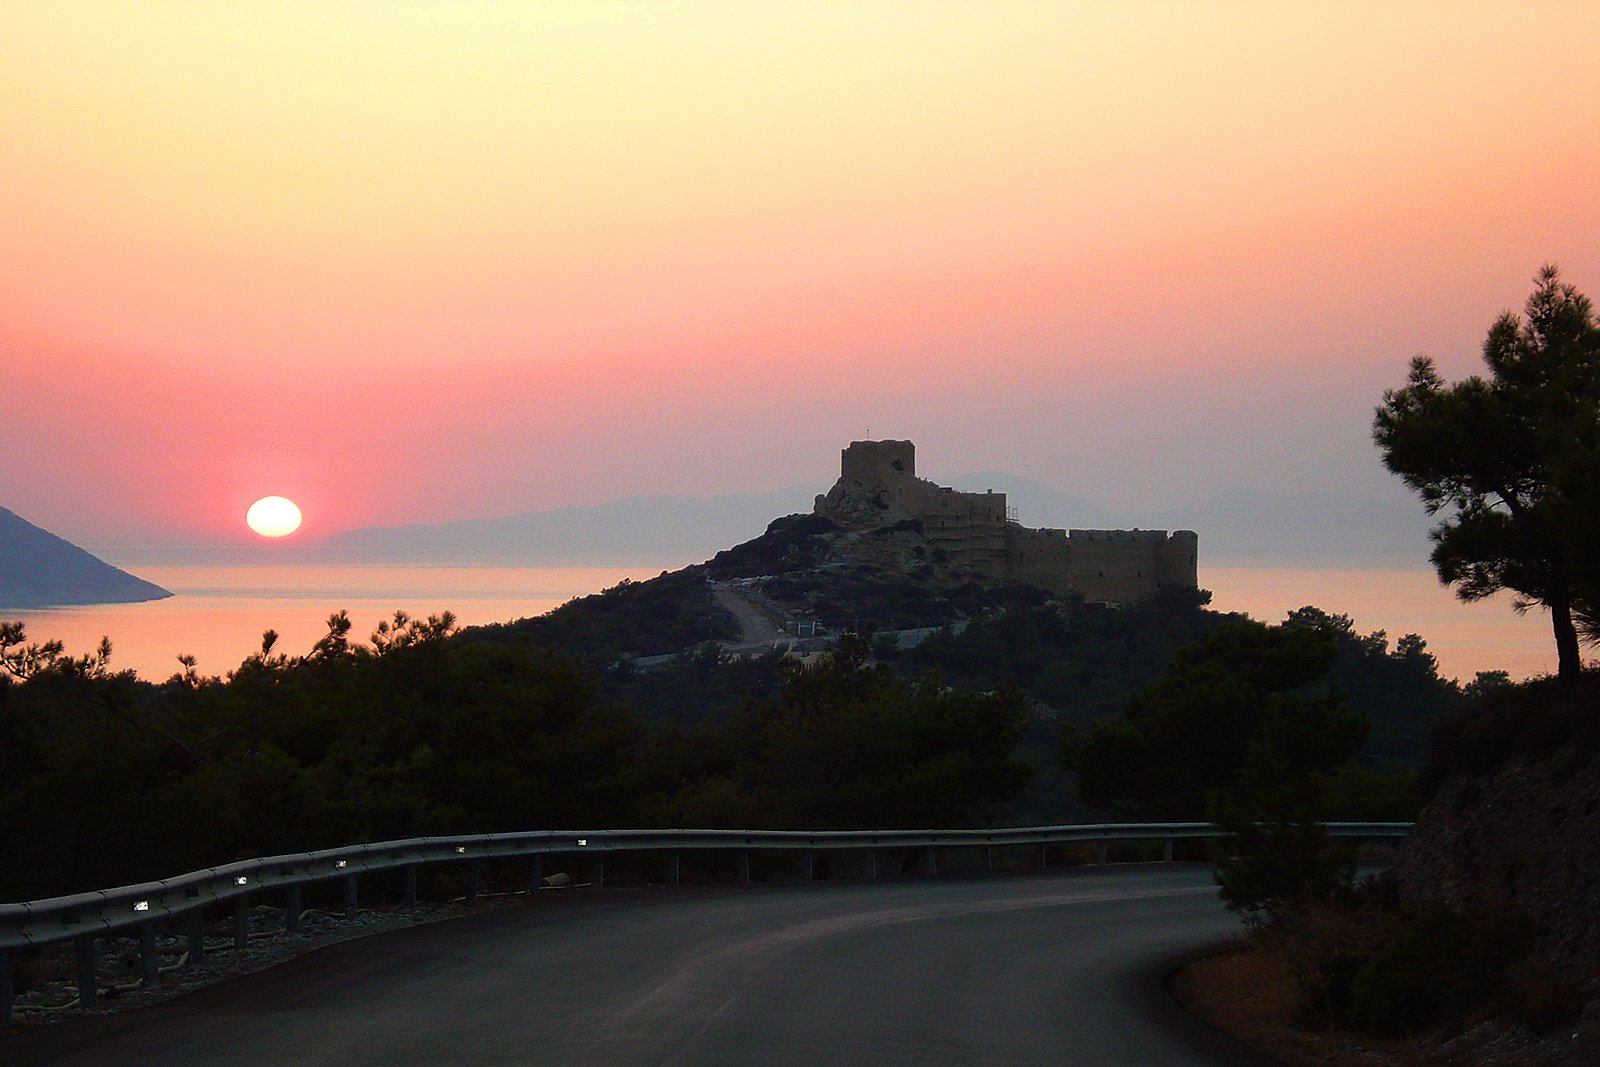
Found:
[314,485,829,565]
[311,477,1430,568]
[950,471,1117,528]
[0,507,172,609]
[957,473,1429,564]
[1135,487,1433,565]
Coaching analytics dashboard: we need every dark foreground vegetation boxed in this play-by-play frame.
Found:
[2,583,1460,902]
[469,569,1469,824]
[0,617,1033,901]
[1182,676,1599,1064]
[1175,888,1590,1064]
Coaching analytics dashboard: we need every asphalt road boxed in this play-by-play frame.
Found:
[7,863,1275,1066]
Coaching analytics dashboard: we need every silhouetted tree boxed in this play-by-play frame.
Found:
[1374,266,1600,683]
[1063,618,1366,819]
[1064,617,1386,921]
[656,630,1033,829]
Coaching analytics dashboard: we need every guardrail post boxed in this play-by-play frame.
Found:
[736,850,750,885]
[1094,840,1109,865]
[667,852,680,888]
[921,847,938,876]
[75,935,97,1010]
[3,950,14,1026]
[1162,838,1174,863]
[590,854,604,888]
[466,859,481,903]
[234,893,251,950]
[187,910,206,965]
[864,849,877,880]
[139,920,159,984]
[526,855,542,895]
[285,885,302,933]
[982,848,994,873]
[1037,843,1049,870]
[403,866,418,907]
[343,874,359,918]
[802,850,815,880]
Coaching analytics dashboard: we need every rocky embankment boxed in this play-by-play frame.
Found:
[1387,674,1600,1063]
[1397,675,1600,979]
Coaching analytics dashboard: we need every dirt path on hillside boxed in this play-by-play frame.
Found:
[711,583,787,645]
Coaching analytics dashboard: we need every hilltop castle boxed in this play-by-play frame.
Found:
[814,440,1197,604]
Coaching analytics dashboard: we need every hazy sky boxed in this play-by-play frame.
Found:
[4,1,1597,550]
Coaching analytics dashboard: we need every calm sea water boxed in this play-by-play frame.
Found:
[1203,564,1555,683]
[3,562,1558,684]
[3,564,660,683]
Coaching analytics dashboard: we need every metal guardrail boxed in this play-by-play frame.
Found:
[0,821,1410,1021]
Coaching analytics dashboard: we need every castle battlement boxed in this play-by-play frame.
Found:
[815,440,1197,604]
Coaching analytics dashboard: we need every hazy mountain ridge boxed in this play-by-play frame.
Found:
[953,472,1431,564]
[310,475,1430,568]
[1136,486,1435,565]
[0,506,172,609]
[314,485,829,564]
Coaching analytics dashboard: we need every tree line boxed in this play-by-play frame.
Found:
[0,615,1031,900]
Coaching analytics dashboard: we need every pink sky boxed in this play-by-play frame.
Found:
[3,2,1597,551]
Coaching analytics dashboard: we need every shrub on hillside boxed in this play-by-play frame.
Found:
[1275,884,1581,1037]
[1422,673,1600,799]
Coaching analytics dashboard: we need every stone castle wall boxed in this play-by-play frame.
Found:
[817,440,1197,604]
[1010,526,1198,604]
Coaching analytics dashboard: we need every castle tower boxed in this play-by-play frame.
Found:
[839,439,916,488]
[1157,529,1199,589]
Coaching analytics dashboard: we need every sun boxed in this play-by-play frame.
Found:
[246,496,303,538]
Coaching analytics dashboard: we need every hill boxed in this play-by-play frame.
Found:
[467,494,1459,814]
[468,505,1059,663]
[0,506,171,609]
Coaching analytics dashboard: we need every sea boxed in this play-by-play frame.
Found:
[2,562,1558,685]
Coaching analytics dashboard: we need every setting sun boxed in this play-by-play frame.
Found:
[246,496,302,538]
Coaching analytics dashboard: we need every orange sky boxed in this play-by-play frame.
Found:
[3,1,1597,550]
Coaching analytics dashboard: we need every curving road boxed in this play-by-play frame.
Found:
[7,864,1273,1066]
